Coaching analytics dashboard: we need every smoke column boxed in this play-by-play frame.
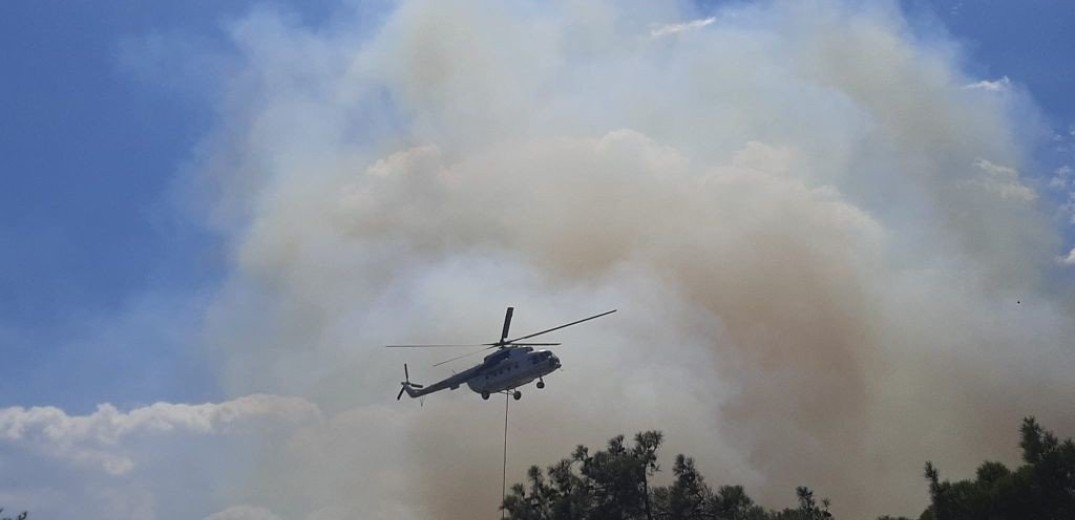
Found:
[191,0,1075,518]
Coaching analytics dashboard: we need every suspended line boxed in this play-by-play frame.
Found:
[502,391,510,520]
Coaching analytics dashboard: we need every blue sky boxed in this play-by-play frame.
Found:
[1,0,1073,409]
[0,1,358,412]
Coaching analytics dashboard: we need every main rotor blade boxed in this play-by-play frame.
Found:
[500,307,514,344]
[433,347,492,367]
[504,309,617,344]
[430,342,562,368]
[397,387,406,400]
[385,344,488,348]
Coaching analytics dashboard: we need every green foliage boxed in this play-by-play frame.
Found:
[504,417,1073,520]
[503,432,662,520]
[919,417,1075,520]
[502,431,828,520]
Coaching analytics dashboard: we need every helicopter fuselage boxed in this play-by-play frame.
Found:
[467,347,561,396]
[400,346,561,400]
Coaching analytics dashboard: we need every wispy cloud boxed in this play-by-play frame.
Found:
[966,158,1037,202]
[1060,248,1075,266]
[649,17,716,39]
[1049,165,1073,190]
[963,76,1013,92]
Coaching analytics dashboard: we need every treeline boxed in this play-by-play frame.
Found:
[918,417,1075,520]
[502,431,831,520]
[502,418,1075,520]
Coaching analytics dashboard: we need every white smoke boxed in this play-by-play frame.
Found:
[12,0,1073,519]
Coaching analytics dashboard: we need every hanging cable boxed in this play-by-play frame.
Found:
[501,391,510,520]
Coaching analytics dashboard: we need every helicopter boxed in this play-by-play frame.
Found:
[387,307,616,401]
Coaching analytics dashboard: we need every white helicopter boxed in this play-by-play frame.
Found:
[387,307,616,401]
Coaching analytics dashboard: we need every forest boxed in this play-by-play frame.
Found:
[502,418,1075,520]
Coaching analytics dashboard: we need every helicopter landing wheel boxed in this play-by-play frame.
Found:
[481,392,490,400]
[536,380,545,389]
[513,390,522,401]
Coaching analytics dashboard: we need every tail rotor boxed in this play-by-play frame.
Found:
[397,363,425,400]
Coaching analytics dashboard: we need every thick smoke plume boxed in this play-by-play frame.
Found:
[190,0,1075,518]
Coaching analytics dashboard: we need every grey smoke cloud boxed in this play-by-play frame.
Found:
[179,0,1075,518]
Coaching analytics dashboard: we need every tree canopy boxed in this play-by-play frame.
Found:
[501,431,831,520]
[920,417,1075,520]
[502,417,1075,520]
